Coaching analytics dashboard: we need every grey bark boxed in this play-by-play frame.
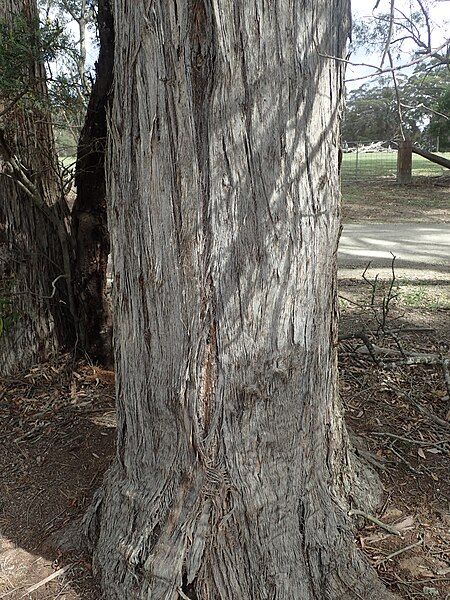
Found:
[0,0,72,375]
[87,1,398,598]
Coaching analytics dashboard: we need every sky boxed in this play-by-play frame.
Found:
[346,0,450,88]
[69,0,450,91]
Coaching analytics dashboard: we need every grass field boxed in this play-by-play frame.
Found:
[341,150,450,181]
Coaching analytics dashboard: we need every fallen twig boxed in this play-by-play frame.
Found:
[20,565,71,597]
[389,447,422,475]
[348,509,402,536]
[375,538,423,566]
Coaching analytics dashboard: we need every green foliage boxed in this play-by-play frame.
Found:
[0,13,63,103]
[343,78,420,142]
[428,87,450,150]
[343,64,450,146]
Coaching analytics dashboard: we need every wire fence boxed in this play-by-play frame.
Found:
[341,141,447,182]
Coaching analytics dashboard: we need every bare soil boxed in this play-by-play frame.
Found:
[0,361,115,599]
[0,287,449,599]
[339,280,450,599]
[342,176,450,224]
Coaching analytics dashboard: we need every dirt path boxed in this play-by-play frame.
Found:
[339,223,450,280]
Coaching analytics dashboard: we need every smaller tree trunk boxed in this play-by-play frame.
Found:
[72,0,114,363]
[0,0,74,374]
[397,139,412,184]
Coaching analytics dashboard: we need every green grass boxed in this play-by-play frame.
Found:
[396,284,450,310]
[341,151,450,181]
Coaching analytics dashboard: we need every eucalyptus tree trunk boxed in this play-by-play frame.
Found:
[0,0,72,374]
[72,0,114,363]
[87,1,397,598]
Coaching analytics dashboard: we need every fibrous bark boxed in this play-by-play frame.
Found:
[87,2,397,598]
[72,0,114,363]
[0,0,72,375]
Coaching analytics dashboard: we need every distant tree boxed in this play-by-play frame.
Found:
[343,79,420,141]
[39,0,97,155]
[344,1,449,145]
[343,63,449,145]
[425,78,450,150]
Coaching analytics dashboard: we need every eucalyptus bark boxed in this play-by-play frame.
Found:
[72,0,114,363]
[87,2,397,598]
[0,0,72,375]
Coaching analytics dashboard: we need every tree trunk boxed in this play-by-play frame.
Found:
[72,0,114,363]
[412,145,450,169]
[87,2,397,598]
[0,0,73,375]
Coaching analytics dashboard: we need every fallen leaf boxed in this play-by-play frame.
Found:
[393,515,415,532]
[418,448,426,459]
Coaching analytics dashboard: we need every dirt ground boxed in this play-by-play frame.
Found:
[342,176,450,224]
[0,362,114,599]
[1,282,449,599]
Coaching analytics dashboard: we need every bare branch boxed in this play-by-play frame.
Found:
[388,50,405,140]
[380,0,396,68]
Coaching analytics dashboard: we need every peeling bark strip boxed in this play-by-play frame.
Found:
[90,2,397,598]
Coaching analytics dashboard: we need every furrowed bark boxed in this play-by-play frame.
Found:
[88,1,397,598]
[72,0,114,363]
[0,0,73,374]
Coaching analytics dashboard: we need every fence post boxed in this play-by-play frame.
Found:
[355,143,359,178]
[397,139,412,184]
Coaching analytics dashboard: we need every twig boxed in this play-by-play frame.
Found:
[348,509,402,536]
[375,538,423,566]
[380,0,396,69]
[389,447,422,475]
[409,399,450,431]
[372,432,442,446]
[338,331,380,364]
[20,566,71,597]
[318,40,450,81]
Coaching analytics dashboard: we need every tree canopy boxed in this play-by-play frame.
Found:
[343,64,450,148]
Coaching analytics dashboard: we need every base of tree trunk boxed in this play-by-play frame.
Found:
[84,449,398,600]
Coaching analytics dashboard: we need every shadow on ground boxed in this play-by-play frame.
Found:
[0,360,115,599]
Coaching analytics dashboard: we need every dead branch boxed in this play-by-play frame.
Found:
[348,509,402,536]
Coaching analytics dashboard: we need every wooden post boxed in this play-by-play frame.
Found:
[397,139,412,184]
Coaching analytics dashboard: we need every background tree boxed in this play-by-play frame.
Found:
[426,86,450,150]
[342,78,409,140]
[85,1,395,598]
[0,0,114,368]
[39,0,97,155]
[342,63,449,145]
[0,0,74,374]
[344,0,449,147]
[71,0,113,363]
